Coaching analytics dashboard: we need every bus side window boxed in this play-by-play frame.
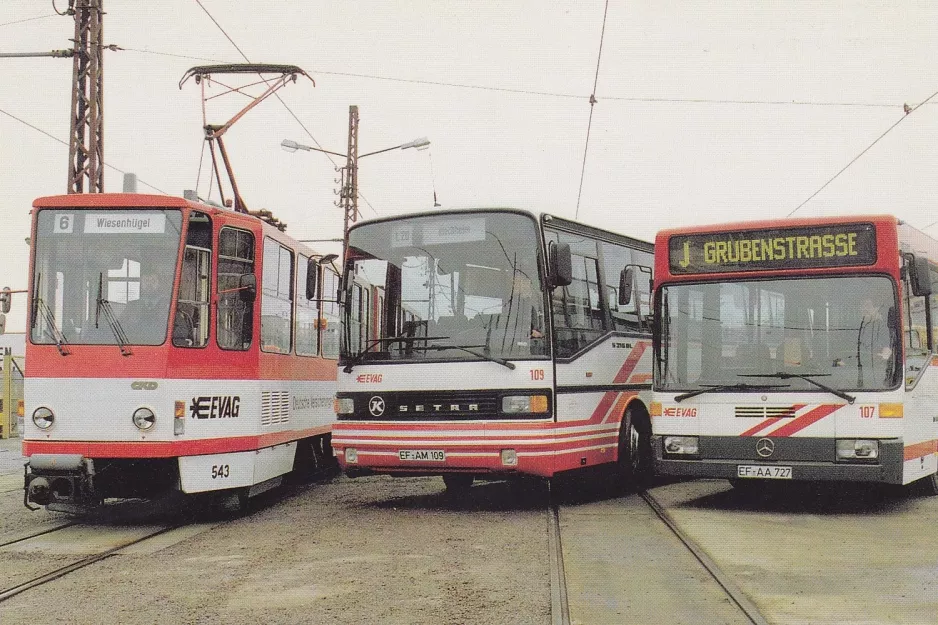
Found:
[904,269,930,385]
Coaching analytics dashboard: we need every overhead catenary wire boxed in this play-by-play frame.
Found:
[0,106,168,195]
[574,0,609,219]
[787,89,938,217]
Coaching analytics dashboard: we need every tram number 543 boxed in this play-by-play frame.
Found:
[211,464,230,479]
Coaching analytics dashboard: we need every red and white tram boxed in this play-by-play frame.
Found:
[23,193,339,509]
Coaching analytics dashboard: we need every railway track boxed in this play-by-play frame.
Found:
[546,483,771,625]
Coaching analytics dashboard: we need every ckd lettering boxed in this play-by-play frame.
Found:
[189,395,240,419]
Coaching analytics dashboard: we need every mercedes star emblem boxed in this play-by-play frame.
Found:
[756,438,775,458]
[368,396,386,417]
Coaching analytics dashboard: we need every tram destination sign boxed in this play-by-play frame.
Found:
[669,223,877,274]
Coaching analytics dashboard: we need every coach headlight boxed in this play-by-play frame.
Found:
[32,407,55,430]
[132,407,156,431]
[664,435,699,456]
[836,439,879,460]
[501,395,549,414]
[335,397,354,415]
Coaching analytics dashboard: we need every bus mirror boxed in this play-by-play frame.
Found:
[0,287,10,314]
[619,268,634,306]
[239,274,257,302]
[549,243,572,288]
[0,313,5,335]
[908,255,932,296]
[306,259,319,300]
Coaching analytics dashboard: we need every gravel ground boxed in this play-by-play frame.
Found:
[0,474,551,624]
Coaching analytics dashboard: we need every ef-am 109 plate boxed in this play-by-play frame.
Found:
[399,449,446,462]
[736,465,792,479]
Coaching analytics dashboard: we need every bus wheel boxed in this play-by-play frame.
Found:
[442,473,474,494]
[614,408,652,492]
[924,472,938,496]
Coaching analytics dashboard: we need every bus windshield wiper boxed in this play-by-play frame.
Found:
[342,335,450,373]
[424,343,516,370]
[674,382,789,402]
[739,372,856,404]
[95,274,132,356]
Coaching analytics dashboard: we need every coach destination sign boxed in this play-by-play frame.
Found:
[669,223,877,274]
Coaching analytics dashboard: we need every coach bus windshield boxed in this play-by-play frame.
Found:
[30,209,184,347]
[343,212,547,364]
[656,276,901,393]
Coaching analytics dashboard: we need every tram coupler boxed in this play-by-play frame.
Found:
[24,454,97,510]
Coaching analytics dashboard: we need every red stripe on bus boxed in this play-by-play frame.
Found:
[613,342,649,383]
[766,404,842,437]
[23,425,331,459]
[740,418,783,437]
[904,440,938,461]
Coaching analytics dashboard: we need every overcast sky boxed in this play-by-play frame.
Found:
[3,1,937,333]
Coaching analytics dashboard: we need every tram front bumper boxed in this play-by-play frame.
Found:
[652,435,905,484]
[25,454,96,507]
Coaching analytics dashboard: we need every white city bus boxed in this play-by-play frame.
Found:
[330,209,655,491]
[651,214,938,494]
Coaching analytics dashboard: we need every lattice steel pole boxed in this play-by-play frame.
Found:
[341,105,360,259]
[67,0,105,193]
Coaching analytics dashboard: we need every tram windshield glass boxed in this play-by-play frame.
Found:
[657,276,901,393]
[343,212,548,363]
[30,209,184,346]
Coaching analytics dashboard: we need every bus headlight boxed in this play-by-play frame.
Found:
[501,395,549,414]
[32,407,55,430]
[664,435,699,456]
[132,407,156,431]
[335,398,354,415]
[836,439,879,460]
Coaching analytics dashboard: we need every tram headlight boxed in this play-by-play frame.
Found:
[132,407,156,431]
[32,407,55,430]
[663,435,699,456]
[501,395,549,414]
[836,439,879,460]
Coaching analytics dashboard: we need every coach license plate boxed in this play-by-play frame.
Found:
[737,465,792,479]
[399,449,446,462]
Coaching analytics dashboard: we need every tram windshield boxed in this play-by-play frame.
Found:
[657,276,901,393]
[30,209,184,347]
[343,212,548,364]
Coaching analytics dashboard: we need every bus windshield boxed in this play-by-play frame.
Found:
[30,209,184,347]
[657,275,901,393]
[343,212,548,363]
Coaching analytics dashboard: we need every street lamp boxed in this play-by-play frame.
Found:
[282,108,429,262]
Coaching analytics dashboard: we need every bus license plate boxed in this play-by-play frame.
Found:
[737,465,792,479]
[399,450,446,462]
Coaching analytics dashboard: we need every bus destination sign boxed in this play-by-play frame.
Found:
[668,223,877,274]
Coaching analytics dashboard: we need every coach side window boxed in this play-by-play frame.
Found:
[261,238,294,354]
[216,227,254,350]
[295,255,319,357]
[548,231,606,358]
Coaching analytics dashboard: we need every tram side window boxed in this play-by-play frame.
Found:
[320,269,341,359]
[261,238,294,354]
[295,255,318,357]
[174,212,212,348]
[548,231,605,358]
[216,227,254,351]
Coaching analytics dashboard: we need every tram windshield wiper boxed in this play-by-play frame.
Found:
[423,343,516,370]
[342,335,450,373]
[738,372,856,404]
[674,382,789,403]
[32,295,70,356]
[95,273,132,356]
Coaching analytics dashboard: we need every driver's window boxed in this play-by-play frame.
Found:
[904,273,929,386]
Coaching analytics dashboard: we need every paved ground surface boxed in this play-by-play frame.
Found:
[1,454,937,624]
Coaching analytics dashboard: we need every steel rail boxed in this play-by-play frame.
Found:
[546,481,571,625]
[0,524,179,603]
[640,490,771,625]
[0,521,77,548]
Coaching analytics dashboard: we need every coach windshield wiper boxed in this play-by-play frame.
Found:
[674,382,789,403]
[739,372,855,404]
[424,343,516,370]
[342,335,451,373]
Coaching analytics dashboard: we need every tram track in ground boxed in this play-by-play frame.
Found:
[547,481,770,625]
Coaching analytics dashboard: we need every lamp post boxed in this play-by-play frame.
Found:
[282,106,429,261]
